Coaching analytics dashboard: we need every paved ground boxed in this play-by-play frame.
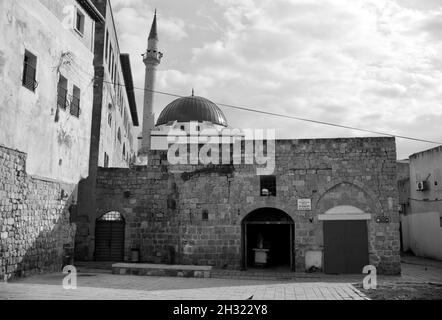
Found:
[356,255,442,300]
[0,255,441,300]
[0,272,368,300]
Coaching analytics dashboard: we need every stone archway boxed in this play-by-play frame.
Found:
[242,208,295,271]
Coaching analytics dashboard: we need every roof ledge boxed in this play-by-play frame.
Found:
[77,0,105,23]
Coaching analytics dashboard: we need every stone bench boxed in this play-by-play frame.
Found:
[112,263,212,278]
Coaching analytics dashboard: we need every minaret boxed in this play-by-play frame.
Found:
[139,10,163,156]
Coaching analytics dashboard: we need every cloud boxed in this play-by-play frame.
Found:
[111,0,442,159]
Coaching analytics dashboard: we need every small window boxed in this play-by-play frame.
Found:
[117,128,121,143]
[75,8,85,35]
[202,210,209,221]
[105,30,109,61]
[22,50,37,92]
[181,125,186,131]
[57,75,68,109]
[70,85,81,117]
[108,45,113,74]
[260,176,276,196]
[104,153,109,168]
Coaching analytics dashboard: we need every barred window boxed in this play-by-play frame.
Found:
[22,50,37,92]
[57,75,68,109]
[70,85,81,118]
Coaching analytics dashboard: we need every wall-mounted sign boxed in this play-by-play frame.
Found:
[298,199,312,211]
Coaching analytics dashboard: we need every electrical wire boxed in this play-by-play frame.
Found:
[409,198,442,202]
[100,79,442,145]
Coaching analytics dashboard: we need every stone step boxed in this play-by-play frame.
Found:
[112,263,212,278]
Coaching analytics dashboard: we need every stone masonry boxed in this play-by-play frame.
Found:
[0,145,76,281]
[77,137,401,274]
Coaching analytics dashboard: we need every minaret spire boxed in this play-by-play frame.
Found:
[149,9,158,41]
[139,11,163,159]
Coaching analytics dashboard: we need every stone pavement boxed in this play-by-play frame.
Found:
[0,272,368,300]
[1,255,441,300]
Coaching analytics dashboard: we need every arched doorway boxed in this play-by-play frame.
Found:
[95,211,125,261]
[242,208,294,271]
[319,206,370,274]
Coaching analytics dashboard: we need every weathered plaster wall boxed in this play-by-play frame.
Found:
[0,0,95,184]
[0,145,76,281]
[404,146,442,260]
[81,137,401,274]
[93,0,137,168]
[75,0,139,260]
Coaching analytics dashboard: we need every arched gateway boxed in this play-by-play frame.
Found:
[242,208,294,271]
[95,211,125,261]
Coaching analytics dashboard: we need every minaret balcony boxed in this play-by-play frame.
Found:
[143,50,163,64]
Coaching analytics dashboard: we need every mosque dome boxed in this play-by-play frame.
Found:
[156,95,228,127]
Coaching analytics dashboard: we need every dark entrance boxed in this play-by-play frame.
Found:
[242,208,294,271]
[95,212,125,261]
[323,220,369,274]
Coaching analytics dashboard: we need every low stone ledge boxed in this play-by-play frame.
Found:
[112,263,212,278]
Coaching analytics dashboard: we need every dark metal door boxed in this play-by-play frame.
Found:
[324,220,369,274]
[95,221,125,261]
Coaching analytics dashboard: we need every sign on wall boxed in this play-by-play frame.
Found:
[298,199,312,211]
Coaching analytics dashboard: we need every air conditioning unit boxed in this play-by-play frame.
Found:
[416,181,428,192]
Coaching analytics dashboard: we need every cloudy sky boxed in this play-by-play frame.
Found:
[111,0,442,159]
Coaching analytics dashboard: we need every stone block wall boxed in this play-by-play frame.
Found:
[0,145,76,281]
[90,137,401,274]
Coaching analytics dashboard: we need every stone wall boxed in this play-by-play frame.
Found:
[86,137,401,274]
[0,145,76,281]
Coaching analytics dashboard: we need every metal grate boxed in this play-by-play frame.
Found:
[98,211,124,222]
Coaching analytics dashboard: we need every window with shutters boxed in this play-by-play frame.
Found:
[57,75,68,109]
[22,50,37,92]
[70,85,81,117]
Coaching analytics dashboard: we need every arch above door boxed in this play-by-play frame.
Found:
[318,205,371,221]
